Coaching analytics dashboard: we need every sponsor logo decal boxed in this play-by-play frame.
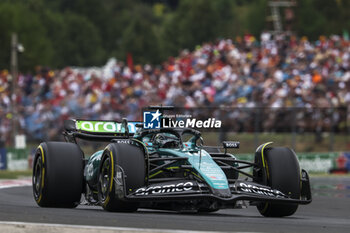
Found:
[85,163,94,177]
[135,181,194,195]
[235,182,286,198]
[114,139,141,148]
[116,140,130,144]
[223,141,240,148]
[76,120,138,133]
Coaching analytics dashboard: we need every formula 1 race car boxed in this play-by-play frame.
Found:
[32,108,311,217]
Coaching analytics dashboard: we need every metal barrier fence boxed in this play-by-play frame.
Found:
[0,107,349,151]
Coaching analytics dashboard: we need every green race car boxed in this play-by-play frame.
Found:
[32,109,311,217]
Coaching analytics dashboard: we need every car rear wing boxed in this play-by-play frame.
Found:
[63,119,141,142]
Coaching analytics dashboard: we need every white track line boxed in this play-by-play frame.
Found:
[0,178,32,189]
[0,221,249,233]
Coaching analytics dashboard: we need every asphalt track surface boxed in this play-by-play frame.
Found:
[0,176,349,232]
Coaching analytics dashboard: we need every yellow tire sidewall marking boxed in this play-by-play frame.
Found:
[37,145,45,203]
[104,150,114,207]
[109,151,114,192]
[260,142,273,214]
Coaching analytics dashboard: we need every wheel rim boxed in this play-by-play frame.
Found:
[33,155,42,199]
[100,157,111,201]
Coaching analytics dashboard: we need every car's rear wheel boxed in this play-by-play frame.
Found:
[98,142,146,212]
[32,142,84,207]
[256,147,301,217]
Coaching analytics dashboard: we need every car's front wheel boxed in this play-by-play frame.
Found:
[256,147,301,217]
[98,142,146,212]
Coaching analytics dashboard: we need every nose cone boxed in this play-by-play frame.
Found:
[212,188,232,198]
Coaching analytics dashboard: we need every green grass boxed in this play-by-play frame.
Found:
[69,132,350,156]
[26,132,349,155]
[0,170,32,179]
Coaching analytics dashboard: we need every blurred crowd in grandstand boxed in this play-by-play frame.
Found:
[0,33,350,144]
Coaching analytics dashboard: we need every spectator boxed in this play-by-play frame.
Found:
[0,34,349,143]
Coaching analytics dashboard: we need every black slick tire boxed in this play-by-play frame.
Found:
[32,142,84,207]
[257,147,300,217]
[98,142,145,212]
